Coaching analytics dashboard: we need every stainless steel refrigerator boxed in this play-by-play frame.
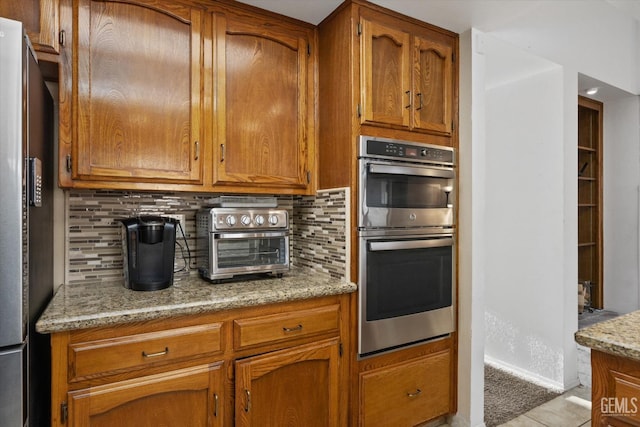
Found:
[0,17,54,427]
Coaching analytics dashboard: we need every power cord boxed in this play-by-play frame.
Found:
[174,221,191,273]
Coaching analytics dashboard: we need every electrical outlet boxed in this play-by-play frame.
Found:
[165,213,185,226]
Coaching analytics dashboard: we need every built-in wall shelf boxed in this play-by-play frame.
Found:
[578,96,603,309]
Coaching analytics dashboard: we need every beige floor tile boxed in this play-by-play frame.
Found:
[524,393,591,426]
[498,414,547,426]
[564,385,592,401]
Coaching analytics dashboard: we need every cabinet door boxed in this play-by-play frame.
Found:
[62,0,205,185]
[235,338,340,427]
[68,363,223,427]
[413,35,453,134]
[360,18,411,128]
[214,15,313,190]
[0,0,59,54]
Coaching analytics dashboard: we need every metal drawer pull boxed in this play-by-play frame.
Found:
[405,90,412,109]
[283,324,303,333]
[142,347,169,358]
[407,389,422,398]
[213,393,218,417]
[244,389,251,413]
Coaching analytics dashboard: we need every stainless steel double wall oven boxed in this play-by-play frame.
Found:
[358,135,456,356]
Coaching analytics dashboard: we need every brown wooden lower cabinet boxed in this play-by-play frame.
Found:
[591,350,640,426]
[360,349,451,427]
[235,338,341,426]
[67,363,224,427]
[49,294,350,427]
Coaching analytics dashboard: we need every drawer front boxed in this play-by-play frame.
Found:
[69,323,223,381]
[234,305,340,350]
[361,350,451,427]
[610,371,640,423]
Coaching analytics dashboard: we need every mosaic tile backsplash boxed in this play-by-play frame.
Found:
[66,188,348,286]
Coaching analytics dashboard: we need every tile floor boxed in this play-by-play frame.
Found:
[499,385,592,426]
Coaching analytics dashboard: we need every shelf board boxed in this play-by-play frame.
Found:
[578,203,597,208]
[578,242,596,247]
[578,145,596,152]
[578,176,596,181]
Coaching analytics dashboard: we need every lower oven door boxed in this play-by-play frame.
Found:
[358,232,455,356]
[208,232,289,280]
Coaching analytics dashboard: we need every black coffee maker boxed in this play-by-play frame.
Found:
[120,216,178,291]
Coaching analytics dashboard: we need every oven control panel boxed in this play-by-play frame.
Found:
[359,135,454,165]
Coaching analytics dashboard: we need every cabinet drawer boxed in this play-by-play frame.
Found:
[610,371,640,423]
[361,350,451,427]
[233,305,339,350]
[69,323,223,381]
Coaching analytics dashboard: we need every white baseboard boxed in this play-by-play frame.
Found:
[484,355,568,392]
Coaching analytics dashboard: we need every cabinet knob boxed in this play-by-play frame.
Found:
[407,388,422,398]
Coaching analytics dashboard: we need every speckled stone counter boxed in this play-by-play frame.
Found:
[575,310,640,361]
[36,269,357,334]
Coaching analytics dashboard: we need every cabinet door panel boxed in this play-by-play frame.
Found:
[361,18,411,128]
[235,339,340,427]
[68,364,223,427]
[0,0,59,54]
[215,17,310,189]
[413,36,453,134]
[72,0,202,183]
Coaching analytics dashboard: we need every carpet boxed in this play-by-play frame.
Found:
[484,365,561,427]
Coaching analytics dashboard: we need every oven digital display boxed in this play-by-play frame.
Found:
[405,147,417,157]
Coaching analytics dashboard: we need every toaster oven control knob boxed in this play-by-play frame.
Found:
[268,215,279,226]
[225,215,237,227]
[241,215,251,226]
[254,215,265,226]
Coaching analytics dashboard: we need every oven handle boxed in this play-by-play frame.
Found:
[368,162,454,179]
[368,238,453,252]
[214,231,287,239]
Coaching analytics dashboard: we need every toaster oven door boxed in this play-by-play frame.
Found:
[208,231,289,279]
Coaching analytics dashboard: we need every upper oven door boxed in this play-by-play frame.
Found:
[359,159,455,229]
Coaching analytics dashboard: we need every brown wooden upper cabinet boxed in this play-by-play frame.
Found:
[58,0,207,188]
[0,0,60,55]
[360,15,454,135]
[212,12,315,192]
[57,0,316,194]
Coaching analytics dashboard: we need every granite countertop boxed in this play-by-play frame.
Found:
[575,310,640,361]
[36,269,357,334]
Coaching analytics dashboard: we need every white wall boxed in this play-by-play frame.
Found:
[455,29,486,427]
[480,33,570,389]
[489,0,640,94]
[450,2,640,426]
[604,95,640,313]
